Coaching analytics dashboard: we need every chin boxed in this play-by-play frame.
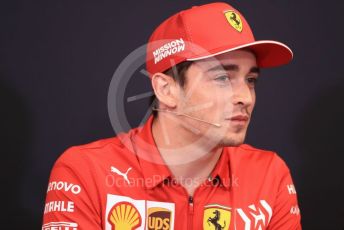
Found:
[219,132,247,147]
[227,141,243,147]
[206,129,247,147]
[218,138,244,147]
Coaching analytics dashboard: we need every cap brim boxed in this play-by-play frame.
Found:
[186,40,293,68]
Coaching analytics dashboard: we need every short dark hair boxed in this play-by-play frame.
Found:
[150,61,193,117]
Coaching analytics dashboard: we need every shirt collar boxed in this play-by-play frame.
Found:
[208,147,232,190]
[133,115,172,189]
[133,114,232,190]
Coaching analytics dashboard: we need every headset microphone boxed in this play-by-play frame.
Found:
[152,107,222,127]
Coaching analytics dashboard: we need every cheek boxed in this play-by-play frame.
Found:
[181,87,219,115]
[248,89,256,112]
[184,82,210,103]
[199,86,226,108]
[251,89,256,105]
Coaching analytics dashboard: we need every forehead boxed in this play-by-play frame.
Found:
[192,49,258,72]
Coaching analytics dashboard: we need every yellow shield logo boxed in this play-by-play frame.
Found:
[203,204,231,230]
[108,201,142,230]
[224,10,243,32]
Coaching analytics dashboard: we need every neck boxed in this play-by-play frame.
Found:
[152,113,223,195]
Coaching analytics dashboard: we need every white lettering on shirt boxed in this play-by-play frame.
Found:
[287,184,297,195]
[44,201,75,214]
[47,181,81,195]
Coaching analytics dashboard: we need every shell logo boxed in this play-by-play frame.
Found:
[108,201,142,230]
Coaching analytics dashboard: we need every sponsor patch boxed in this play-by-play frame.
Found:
[110,166,132,184]
[108,201,142,229]
[224,10,243,32]
[153,38,185,64]
[147,201,175,230]
[44,201,74,214]
[106,194,146,230]
[287,184,297,195]
[236,200,272,229]
[290,205,300,215]
[203,204,231,230]
[42,221,78,230]
[47,181,81,195]
[105,194,175,230]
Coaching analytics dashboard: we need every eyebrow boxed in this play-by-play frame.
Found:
[206,64,260,74]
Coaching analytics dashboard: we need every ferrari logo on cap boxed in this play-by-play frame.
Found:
[224,10,243,32]
[203,204,231,230]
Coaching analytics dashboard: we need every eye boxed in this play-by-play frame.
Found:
[247,76,258,87]
[214,75,230,82]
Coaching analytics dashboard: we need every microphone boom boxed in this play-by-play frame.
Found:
[152,107,221,127]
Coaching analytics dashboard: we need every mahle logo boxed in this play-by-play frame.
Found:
[147,207,172,230]
[224,10,243,32]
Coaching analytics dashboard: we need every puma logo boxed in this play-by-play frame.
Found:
[110,166,132,184]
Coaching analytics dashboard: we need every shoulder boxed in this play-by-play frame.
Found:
[228,144,291,172]
[47,133,142,195]
[55,132,139,170]
[236,143,275,155]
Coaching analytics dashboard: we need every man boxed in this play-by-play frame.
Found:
[42,2,301,229]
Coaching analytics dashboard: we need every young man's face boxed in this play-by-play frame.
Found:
[177,49,259,146]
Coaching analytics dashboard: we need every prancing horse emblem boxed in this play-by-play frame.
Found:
[224,10,243,32]
[207,210,226,230]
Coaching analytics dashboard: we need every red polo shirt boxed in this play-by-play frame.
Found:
[42,115,301,229]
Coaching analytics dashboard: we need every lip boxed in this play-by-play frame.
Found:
[228,115,249,121]
[226,115,249,126]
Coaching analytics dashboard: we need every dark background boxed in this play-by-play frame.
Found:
[1,0,343,229]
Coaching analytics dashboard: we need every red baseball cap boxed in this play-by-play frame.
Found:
[146,2,293,76]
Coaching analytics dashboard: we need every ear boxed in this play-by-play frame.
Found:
[151,72,179,108]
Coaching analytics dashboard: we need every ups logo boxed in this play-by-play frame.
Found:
[147,207,172,230]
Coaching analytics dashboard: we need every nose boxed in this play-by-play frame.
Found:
[231,80,253,106]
